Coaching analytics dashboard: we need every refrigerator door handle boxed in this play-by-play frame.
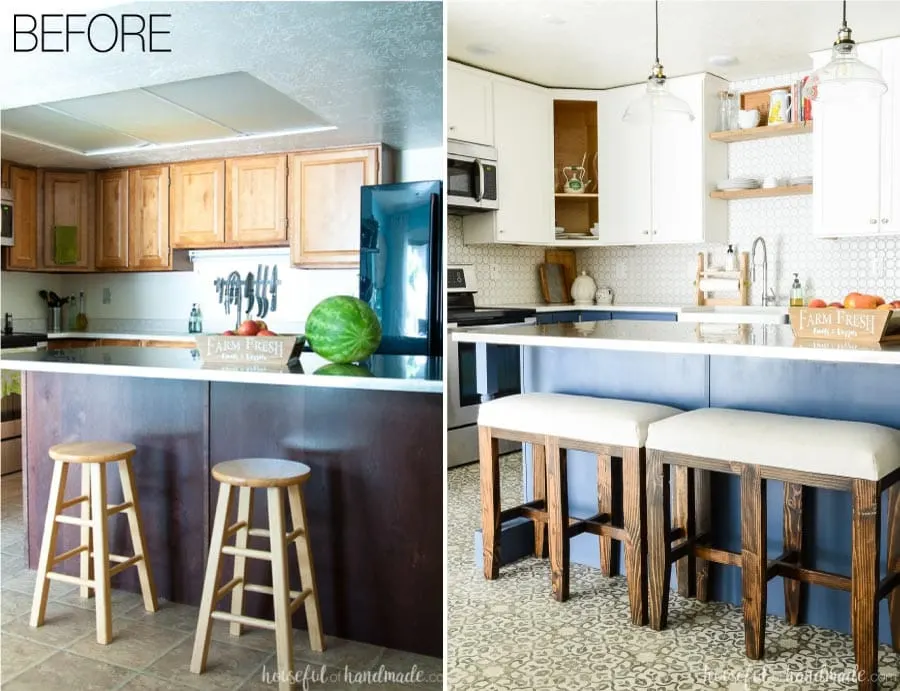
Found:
[428,190,443,358]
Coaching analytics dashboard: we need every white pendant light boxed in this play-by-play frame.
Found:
[623,0,694,125]
[803,0,887,103]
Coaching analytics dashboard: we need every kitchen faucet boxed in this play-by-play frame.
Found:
[750,236,776,306]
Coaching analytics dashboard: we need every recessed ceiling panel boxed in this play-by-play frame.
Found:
[1,106,144,152]
[49,90,237,144]
[145,72,330,134]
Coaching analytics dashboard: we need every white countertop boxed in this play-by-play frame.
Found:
[0,347,442,394]
[47,331,196,341]
[452,321,900,366]
[486,303,684,313]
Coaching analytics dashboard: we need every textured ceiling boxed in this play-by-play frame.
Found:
[0,1,442,169]
[448,0,900,88]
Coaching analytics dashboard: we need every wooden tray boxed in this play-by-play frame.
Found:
[195,335,305,365]
[539,263,570,304]
[544,249,577,292]
[789,308,900,343]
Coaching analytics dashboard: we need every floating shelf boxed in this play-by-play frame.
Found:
[554,193,599,199]
[710,184,812,200]
[709,122,813,143]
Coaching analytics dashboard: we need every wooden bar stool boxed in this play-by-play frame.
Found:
[479,392,682,625]
[191,459,324,691]
[645,408,900,691]
[31,441,158,644]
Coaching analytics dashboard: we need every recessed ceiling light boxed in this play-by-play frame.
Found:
[541,14,567,25]
[465,43,496,56]
[709,55,739,67]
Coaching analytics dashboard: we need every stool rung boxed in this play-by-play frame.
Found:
[499,499,545,523]
[210,611,276,631]
[244,583,303,599]
[106,501,133,516]
[224,520,249,540]
[248,528,270,538]
[878,571,900,600]
[768,561,851,591]
[50,544,88,566]
[89,552,133,564]
[108,555,143,577]
[221,545,271,561]
[55,515,91,527]
[289,588,312,614]
[285,527,305,543]
[47,572,93,587]
[693,545,740,567]
[59,495,89,510]
[215,577,243,603]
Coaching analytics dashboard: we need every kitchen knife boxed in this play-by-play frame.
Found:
[244,272,254,317]
[214,278,224,304]
[259,266,269,318]
[256,264,263,316]
[270,266,278,312]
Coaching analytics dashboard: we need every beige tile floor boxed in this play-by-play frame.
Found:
[0,472,442,690]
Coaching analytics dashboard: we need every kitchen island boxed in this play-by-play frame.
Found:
[0,346,442,656]
[454,320,899,645]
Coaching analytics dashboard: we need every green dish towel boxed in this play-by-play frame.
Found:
[54,225,78,265]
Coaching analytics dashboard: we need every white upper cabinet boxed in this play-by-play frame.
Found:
[447,63,494,146]
[812,38,899,237]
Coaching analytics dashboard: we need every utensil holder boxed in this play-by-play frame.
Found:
[48,307,62,333]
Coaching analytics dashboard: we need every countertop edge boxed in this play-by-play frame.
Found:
[46,332,197,341]
[486,303,684,313]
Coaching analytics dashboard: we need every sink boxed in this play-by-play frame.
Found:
[679,306,790,324]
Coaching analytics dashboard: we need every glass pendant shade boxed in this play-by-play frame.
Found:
[803,42,887,103]
[623,77,695,125]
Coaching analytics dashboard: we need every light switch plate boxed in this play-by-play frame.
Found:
[102,287,111,304]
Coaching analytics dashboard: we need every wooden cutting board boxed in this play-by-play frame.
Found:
[539,263,570,304]
[544,249,577,293]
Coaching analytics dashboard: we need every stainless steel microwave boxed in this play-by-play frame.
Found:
[447,139,499,213]
[0,188,12,247]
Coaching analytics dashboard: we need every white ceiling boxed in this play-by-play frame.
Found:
[448,0,900,88]
[0,0,442,169]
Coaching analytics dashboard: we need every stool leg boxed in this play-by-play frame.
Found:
[79,464,93,600]
[546,437,569,602]
[91,463,112,645]
[673,466,696,599]
[479,426,500,580]
[622,447,647,626]
[30,461,69,628]
[287,484,324,652]
[597,453,614,578]
[694,469,711,603]
[118,458,158,612]
[740,464,767,660]
[532,444,547,559]
[191,483,233,674]
[851,479,881,691]
[646,450,671,631]
[229,486,254,636]
[888,483,899,653]
[783,482,804,626]
[268,487,294,690]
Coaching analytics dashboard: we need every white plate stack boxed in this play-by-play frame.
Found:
[716,178,761,191]
[789,175,813,186]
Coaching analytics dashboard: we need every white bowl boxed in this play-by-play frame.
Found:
[738,109,760,129]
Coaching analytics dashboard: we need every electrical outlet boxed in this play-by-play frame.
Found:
[102,287,111,304]
[489,264,500,281]
[871,254,885,279]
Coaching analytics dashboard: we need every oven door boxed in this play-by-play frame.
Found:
[447,155,499,211]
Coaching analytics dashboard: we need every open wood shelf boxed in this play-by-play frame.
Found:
[710,184,812,200]
[709,122,813,143]
[554,193,599,199]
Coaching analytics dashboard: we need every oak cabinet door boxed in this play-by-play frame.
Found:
[170,160,225,248]
[225,155,288,245]
[129,166,171,269]
[43,171,92,270]
[95,170,129,269]
[6,166,39,270]
[289,147,379,268]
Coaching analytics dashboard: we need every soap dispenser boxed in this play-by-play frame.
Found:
[790,273,804,307]
[724,245,737,271]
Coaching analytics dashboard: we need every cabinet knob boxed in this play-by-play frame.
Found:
[449,126,456,131]
[870,218,878,224]
[882,218,890,224]
[642,230,649,235]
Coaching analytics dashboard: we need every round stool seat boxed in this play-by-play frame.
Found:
[49,441,136,464]
[212,459,311,488]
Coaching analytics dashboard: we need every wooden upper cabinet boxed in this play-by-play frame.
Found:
[6,166,39,270]
[95,170,129,269]
[289,147,380,268]
[170,160,225,248]
[225,155,288,246]
[43,171,92,271]
[129,166,171,270]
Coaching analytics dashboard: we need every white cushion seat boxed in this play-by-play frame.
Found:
[478,393,683,449]
[646,408,900,482]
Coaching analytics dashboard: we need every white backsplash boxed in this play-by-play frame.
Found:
[455,71,900,307]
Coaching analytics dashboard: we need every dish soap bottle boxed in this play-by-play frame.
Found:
[74,291,88,331]
[188,304,199,334]
[724,245,737,271]
[790,273,804,307]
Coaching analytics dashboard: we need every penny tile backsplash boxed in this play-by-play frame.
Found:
[449,72,899,307]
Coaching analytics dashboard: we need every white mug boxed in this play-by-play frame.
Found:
[738,109,760,129]
[762,176,780,189]
[768,89,792,125]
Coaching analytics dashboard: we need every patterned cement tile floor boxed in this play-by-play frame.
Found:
[448,453,900,690]
[0,472,441,690]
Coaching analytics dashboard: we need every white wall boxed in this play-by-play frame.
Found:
[0,271,64,330]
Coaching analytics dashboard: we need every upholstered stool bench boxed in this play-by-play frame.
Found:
[645,408,900,690]
[478,392,682,625]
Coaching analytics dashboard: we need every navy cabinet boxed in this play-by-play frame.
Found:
[578,311,612,322]
[537,310,677,324]
[610,311,677,322]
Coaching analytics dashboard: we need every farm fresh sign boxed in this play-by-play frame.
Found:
[195,335,301,366]
[790,308,900,343]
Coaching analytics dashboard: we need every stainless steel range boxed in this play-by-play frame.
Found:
[447,265,535,467]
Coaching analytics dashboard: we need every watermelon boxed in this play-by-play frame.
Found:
[305,296,381,364]
[314,363,374,377]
